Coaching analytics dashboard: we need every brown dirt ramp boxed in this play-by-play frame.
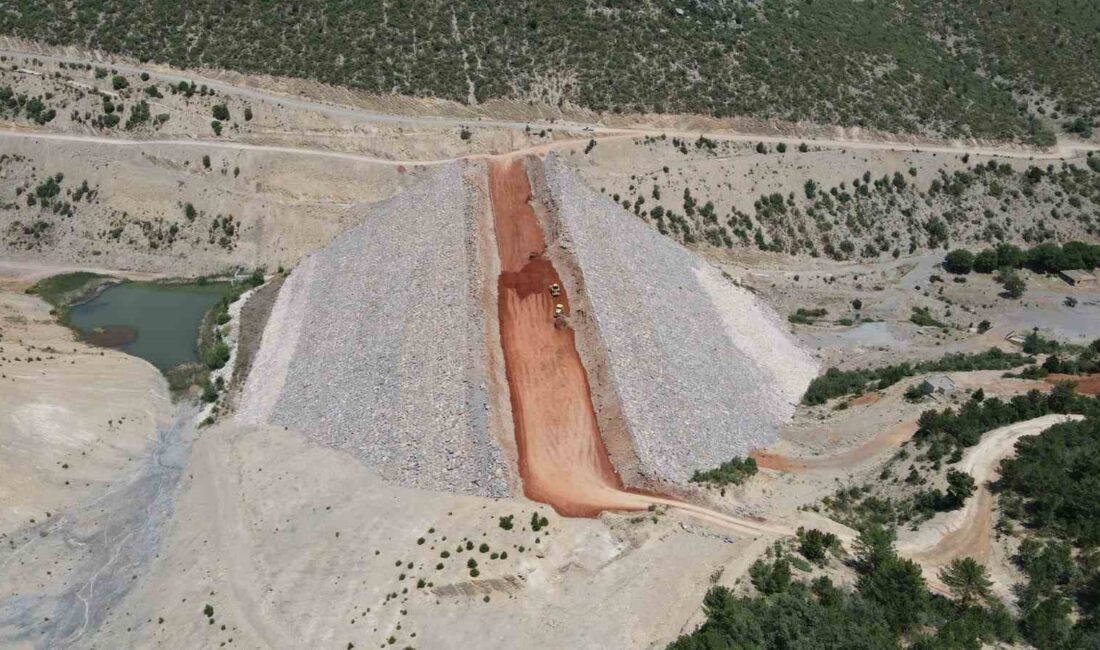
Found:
[489,158,647,517]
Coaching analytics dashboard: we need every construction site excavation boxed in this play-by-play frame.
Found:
[489,158,646,516]
[3,37,1100,650]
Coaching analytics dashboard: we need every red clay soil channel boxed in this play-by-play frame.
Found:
[489,158,649,517]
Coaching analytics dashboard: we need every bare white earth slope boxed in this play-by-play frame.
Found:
[545,155,818,483]
[238,162,509,497]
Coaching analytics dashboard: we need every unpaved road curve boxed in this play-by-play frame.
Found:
[754,421,920,473]
[898,414,1083,597]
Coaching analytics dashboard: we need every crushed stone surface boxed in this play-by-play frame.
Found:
[545,156,816,483]
[241,163,508,497]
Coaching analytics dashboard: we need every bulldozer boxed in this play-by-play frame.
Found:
[553,302,567,329]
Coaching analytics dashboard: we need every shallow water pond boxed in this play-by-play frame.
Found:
[69,282,230,370]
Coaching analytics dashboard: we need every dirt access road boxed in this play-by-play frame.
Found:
[2,45,1099,165]
[897,414,1083,598]
[489,158,648,517]
[486,158,808,538]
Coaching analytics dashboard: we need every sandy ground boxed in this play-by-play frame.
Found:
[0,287,188,648]
[694,264,818,409]
[0,289,170,535]
[64,420,769,650]
[1045,373,1100,396]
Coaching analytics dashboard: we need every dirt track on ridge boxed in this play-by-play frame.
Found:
[489,158,648,517]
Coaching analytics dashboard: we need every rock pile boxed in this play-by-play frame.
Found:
[239,163,509,497]
[545,156,817,483]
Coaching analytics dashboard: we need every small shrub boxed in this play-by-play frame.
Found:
[690,456,758,486]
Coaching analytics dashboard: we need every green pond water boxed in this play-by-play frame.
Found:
[69,282,230,371]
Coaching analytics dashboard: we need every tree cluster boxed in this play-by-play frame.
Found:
[670,527,1014,649]
[802,348,1033,405]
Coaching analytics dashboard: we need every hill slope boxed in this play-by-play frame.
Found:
[2,1,1098,142]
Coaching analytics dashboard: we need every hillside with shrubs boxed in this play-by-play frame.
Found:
[2,1,1098,143]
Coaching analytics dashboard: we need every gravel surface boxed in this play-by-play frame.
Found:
[545,156,815,483]
[239,163,508,497]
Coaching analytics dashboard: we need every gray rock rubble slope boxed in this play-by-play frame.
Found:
[243,163,508,497]
[546,156,809,483]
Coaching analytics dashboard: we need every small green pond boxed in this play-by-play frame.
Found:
[69,282,231,371]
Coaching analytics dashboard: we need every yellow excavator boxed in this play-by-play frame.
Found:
[550,284,566,326]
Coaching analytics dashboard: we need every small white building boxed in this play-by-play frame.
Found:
[1059,269,1097,287]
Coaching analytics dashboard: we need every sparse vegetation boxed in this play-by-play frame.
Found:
[787,307,827,325]
[26,271,108,312]
[913,384,1100,462]
[5,2,1099,144]
[802,348,1033,405]
[909,306,948,329]
[689,456,758,486]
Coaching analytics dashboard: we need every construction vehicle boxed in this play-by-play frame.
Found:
[554,303,565,317]
[549,283,561,297]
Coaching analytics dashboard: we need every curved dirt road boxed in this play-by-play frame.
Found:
[754,421,920,474]
[897,414,1082,597]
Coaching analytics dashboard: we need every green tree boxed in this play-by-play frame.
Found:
[1020,596,1073,649]
[111,74,129,90]
[797,527,839,563]
[211,103,230,121]
[944,469,976,508]
[973,248,999,273]
[854,524,897,572]
[944,249,974,274]
[857,556,927,632]
[804,179,817,199]
[995,243,1025,269]
[997,268,1026,298]
[749,558,791,595]
[938,557,993,607]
